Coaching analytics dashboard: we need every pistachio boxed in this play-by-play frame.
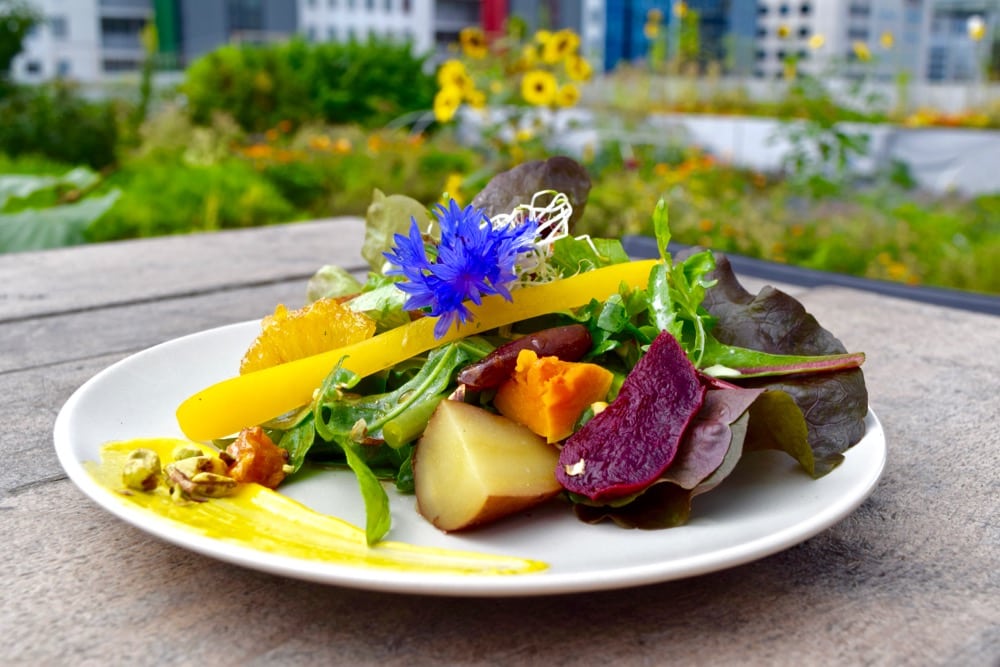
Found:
[122,449,161,491]
[165,455,237,499]
[171,444,204,462]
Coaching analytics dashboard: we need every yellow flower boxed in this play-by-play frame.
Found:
[968,15,985,42]
[436,59,471,92]
[674,2,687,18]
[308,135,331,151]
[555,83,580,107]
[648,8,663,23]
[535,29,552,46]
[243,144,271,159]
[777,24,790,39]
[515,128,535,143]
[880,31,894,49]
[489,80,504,94]
[644,21,659,40]
[520,44,539,68]
[443,173,464,205]
[459,26,488,59]
[521,69,558,106]
[852,41,872,62]
[565,54,593,81]
[808,33,825,50]
[542,29,579,64]
[433,85,463,122]
[465,88,487,109]
[783,59,797,80]
[333,137,352,153]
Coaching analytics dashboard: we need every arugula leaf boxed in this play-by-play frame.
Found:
[340,442,392,545]
[646,249,717,366]
[313,340,486,445]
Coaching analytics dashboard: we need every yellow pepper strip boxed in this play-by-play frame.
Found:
[176,259,657,442]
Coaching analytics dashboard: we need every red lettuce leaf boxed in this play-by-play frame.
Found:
[470,156,591,229]
[700,254,868,465]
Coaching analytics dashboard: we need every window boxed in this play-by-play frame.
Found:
[848,3,870,18]
[103,59,140,72]
[757,27,767,37]
[758,4,769,15]
[328,25,338,39]
[366,0,374,10]
[755,49,767,60]
[402,0,411,13]
[56,59,71,76]
[50,16,68,40]
[798,25,810,38]
[307,25,316,41]
[800,2,811,15]
[384,0,392,10]
[779,4,789,15]
[25,60,42,75]
[328,0,337,6]
[228,0,264,31]
[101,17,146,49]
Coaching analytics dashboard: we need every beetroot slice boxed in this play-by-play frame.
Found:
[556,331,706,503]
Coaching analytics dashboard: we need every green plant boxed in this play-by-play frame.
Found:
[0,83,120,168]
[0,165,119,253]
[0,0,40,86]
[184,37,435,133]
[771,74,879,198]
[90,157,296,240]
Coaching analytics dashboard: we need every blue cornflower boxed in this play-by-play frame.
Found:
[384,199,538,338]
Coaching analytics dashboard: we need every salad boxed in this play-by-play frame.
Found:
[170,157,868,546]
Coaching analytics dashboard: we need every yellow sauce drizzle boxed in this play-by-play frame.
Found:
[87,439,547,576]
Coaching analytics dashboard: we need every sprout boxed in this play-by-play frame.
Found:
[489,189,573,287]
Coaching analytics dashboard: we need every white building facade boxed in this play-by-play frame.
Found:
[297,0,435,54]
[12,0,152,84]
[752,0,994,82]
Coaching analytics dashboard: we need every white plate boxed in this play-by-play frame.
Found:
[54,321,886,597]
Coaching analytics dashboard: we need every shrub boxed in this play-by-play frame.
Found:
[235,125,479,216]
[0,83,119,169]
[89,157,297,241]
[184,37,435,133]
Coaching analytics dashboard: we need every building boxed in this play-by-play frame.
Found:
[155,0,296,69]
[296,0,434,55]
[11,0,998,84]
[750,0,996,82]
[12,0,153,83]
[926,0,998,81]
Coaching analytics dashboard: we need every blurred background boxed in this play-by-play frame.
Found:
[1,0,997,295]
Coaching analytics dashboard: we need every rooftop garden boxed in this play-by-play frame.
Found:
[1,8,998,296]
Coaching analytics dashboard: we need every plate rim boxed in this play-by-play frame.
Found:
[53,321,887,597]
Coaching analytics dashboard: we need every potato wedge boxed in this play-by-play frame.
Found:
[413,400,562,532]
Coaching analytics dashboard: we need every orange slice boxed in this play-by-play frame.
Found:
[239,298,376,375]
